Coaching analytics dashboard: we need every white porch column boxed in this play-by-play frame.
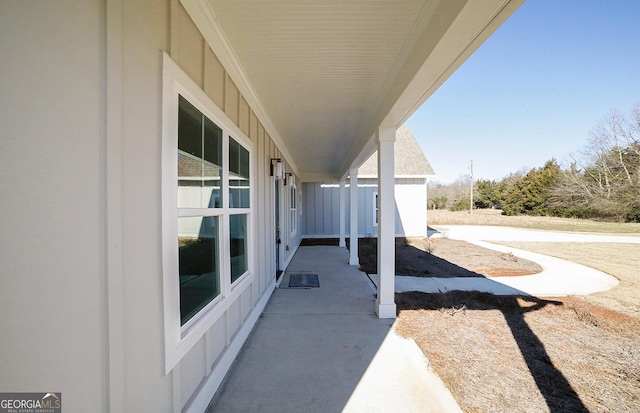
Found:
[376,127,397,319]
[339,180,346,248]
[349,169,359,266]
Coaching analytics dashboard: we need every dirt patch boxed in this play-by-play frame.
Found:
[396,291,640,412]
[356,237,542,278]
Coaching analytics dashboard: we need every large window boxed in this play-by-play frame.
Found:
[163,53,254,372]
[177,96,224,326]
[176,98,252,327]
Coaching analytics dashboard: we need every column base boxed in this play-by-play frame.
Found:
[376,301,397,319]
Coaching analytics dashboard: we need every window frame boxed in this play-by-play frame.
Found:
[373,191,379,227]
[289,181,297,236]
[162,53,254,373]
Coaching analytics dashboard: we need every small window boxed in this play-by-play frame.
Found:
[373,192,379,227]
[290,184,297,234]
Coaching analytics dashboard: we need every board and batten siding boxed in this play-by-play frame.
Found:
[302,178,427,238]
[1,2,303,412]
[1,2,106,411]
[168,3,302,411]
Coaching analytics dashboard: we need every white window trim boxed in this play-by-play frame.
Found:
[162,53,255,374]
[290,183,297,236]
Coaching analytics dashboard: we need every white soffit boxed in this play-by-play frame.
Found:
[194,0,522,181]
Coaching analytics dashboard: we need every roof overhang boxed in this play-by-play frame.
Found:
[182,0,523,182]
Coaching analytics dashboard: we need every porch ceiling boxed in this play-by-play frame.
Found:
[190,0,523,181]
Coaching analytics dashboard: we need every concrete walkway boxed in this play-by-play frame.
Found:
[375,225,638,297]
[208,246,462,413]
[208,227,639,412]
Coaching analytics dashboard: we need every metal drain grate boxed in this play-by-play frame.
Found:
[288,273,320,288]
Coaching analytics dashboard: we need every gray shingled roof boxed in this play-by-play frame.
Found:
[358,125,435,177]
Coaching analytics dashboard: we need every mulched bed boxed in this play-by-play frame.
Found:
[357,237,542,278]
[396,291,640,412]
[300,237,542,277]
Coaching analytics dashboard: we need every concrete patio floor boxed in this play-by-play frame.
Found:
[207,245,461,413]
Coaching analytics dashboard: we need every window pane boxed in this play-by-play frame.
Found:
[178,153,203,207]
[178,216,220,325]
[202,163,222,208]
[203,117,222,208]
[229,180,250,208]
[178,96,223,209]
[229,137,250,208]
[239,143,249,178]
[229,214,248,282]
[203,117,222,166]
[229,137,240,176]
[178,96,202,158]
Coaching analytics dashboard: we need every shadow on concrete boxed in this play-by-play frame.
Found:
[207,246,395,413]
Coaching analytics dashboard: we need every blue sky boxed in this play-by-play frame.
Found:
[406,0,640,184]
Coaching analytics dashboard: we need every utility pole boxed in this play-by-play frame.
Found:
[469,159,473,214]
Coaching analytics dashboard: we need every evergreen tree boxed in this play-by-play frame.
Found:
[474,179,500,209]
[502,160,562,216]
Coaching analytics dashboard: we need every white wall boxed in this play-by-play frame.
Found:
[120,1,172,411]
[0,1,107,411]
[119,2,303,411]
[0,2,304,412]
[302,179,427,238]
[395,179,428,237]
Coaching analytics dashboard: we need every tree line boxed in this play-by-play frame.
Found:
[429,105,640,222]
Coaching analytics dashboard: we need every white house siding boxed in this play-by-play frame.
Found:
[118,3,172,411]
[302,178,427,238]
[161,4,303,411]
[395,178,429,237]
[0,2,107,412]
[0,2,302,412]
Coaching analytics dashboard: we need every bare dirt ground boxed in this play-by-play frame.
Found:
[395,291,640,413]
[300,236,543,277]
[357,237,542,277]
[338,211,640,412]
